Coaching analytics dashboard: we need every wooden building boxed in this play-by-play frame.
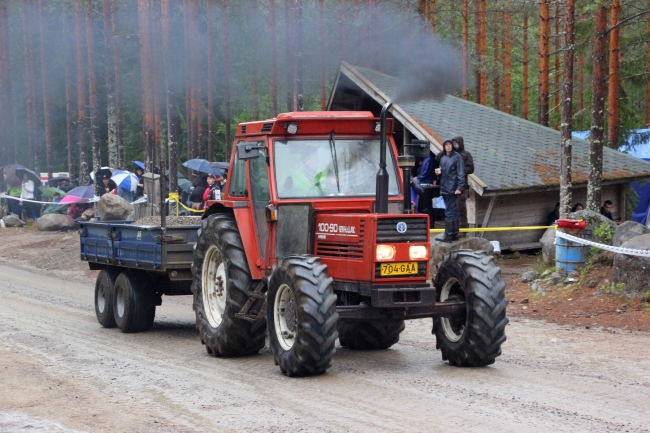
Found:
[328,63,650,250]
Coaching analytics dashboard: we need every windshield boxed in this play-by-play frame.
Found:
[274,138,401,199]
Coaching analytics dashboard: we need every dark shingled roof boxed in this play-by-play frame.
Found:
[336,65,650,193]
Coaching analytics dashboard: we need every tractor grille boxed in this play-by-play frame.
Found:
[315,220,365,259]
[261,123,273,132]
[376,217,428,243]
[375,261,427,278]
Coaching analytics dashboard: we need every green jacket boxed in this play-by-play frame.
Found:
[7,184,21,197]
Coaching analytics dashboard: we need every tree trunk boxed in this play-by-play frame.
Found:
[74,0,88,184]
[161,0,177,194]
[62,9,76,179]
[502,12,512,114]
[292,0,303,111]
[151,3,164,166]
[478,0,487,105]
[222,0,231,159]
[38,0,53,179]
[553,1,560,127]
[182,0,192,160]
[522,11,529,120]
[587,3,608,212]
[646,2,650,127]
[607,0,621,149]
[188,0,200,162]
[137,0,155,172]
[560,0,575,218]
[206,0,214,160]
[111,0,123,168]
[22,3,36,172]
[461,0,468,100]
[251,0,259,119]
[269,0,278,116]
[538,0,550,126]
[429,0,436,33]
[492,11,500,110]
[285,0,295,111]
[319,0,326,110]
[0,0,10,166]
[102,0,118,168]
[86,0,101,193]
[578,53,584,112]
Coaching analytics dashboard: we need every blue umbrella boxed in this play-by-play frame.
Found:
[183,159,223,176]
[132,161,145,170]
[111,170,140,192]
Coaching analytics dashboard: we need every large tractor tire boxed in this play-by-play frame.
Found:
[432,250,508,366]
[113,271,156,333]
[337,321,405,350]
[192,214,266,357]
[95,267,119,328]
[267,256,338,377]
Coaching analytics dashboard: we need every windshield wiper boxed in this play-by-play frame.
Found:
[329,132,340,193]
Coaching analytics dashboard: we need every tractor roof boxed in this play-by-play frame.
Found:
[236,111,393,137]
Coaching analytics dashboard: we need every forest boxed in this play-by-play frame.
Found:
[0,0,648,204]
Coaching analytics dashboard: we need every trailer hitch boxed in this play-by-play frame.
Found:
[235,279,267,322]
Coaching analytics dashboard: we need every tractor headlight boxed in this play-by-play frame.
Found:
[286,123,298,134]
[409,245,428,260]
[375,244,396,261]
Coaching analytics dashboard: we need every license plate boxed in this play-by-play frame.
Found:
[380,262,418,276]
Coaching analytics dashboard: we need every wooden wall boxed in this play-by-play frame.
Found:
[471,183,624,249]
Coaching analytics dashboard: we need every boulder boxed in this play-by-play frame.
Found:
[1,214,25,227]
[521,271,539,283]
[612,220,649,247]
[35,214,76,231]
[611,233,650,298]
[568,209,617,244]
[540,227,556,264]
[98,194,133,221]
[429,237,494,278]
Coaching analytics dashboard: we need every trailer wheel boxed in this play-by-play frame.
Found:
[267,256,338,377]
[192,214,266,357]
[94,268,119,328]
[337,321,405,350]
[432,250,508,366]
[113,271,156,333]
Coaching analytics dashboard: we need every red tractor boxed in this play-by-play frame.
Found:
[193,104,508,376]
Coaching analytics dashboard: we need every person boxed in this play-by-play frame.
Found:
[547,202,560,225]
[434,139,465,242]
[100,177,117,196]
[416,150,440,228]
[600,200,622,224]
[67,202,93,221]
[5,176,22,216]
[571,203,584,212]
[60,179,73,193]
[202,174,222,208]
[135,168,145,198]
[189,175,207,210]
[20,173,37,220]
[116,186,134,203]
[52,193,62,204]
[437,136,474,236]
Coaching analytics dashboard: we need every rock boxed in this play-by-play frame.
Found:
[1,214,25,227]
[568,209,617,245]
[548,272,562,285]
[588,280,597,288]
[611,233,650,298]
[521,271,539,283]
[612,220,650,247]
[97,194,133,222]
[429,237,494,277]
[512,251,521,259]
[520,298,529,304]
[531,281,540,292]
[540,269,552,278]
[540,227,556,264]
[35,214,76,231]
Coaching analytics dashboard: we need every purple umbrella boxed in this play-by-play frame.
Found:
[59,185,95,204]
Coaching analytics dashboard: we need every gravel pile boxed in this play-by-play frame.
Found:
[132,216,202,227]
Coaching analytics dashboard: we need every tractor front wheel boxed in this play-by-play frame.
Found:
[267,256,338,377]
[432,250,508,366]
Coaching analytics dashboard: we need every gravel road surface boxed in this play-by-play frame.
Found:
[0,263,649,432]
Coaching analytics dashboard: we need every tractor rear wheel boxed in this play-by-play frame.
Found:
[192,214,266,357]
[337,321,405,350]
[267,256,338,377]
[432,250,508,366]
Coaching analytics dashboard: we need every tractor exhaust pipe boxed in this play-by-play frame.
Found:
[375,101,392,214]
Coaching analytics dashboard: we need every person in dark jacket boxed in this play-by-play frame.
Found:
[416,151,439,227]
[436,136,474,236]
[189,175,207,210]
[434,139,465,242]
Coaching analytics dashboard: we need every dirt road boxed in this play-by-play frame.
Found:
[1,262,649,433]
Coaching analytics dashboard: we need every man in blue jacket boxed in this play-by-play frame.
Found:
[416,150,439,227]
[435,139,465,242]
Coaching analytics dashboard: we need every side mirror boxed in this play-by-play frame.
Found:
[237,142,265,160]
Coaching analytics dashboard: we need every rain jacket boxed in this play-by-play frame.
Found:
[436,138,474,190]
[438,140,465,195]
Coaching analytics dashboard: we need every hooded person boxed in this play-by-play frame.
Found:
[436,136,474,235]
[434,139,465,242]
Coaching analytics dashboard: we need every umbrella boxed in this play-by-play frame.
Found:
[47,176,70,187]
[39,187,66,198]
[132,161,145,170]
[59,185,94,204]
[5,164,41,186]
[111,170,140,192]
[94,167,113,182]
[177,178,192,194]
[165,169,185,179]
[183,159,223,176]
[208,162,229,171]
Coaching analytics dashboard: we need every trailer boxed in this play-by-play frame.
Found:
[79,220,200,332]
